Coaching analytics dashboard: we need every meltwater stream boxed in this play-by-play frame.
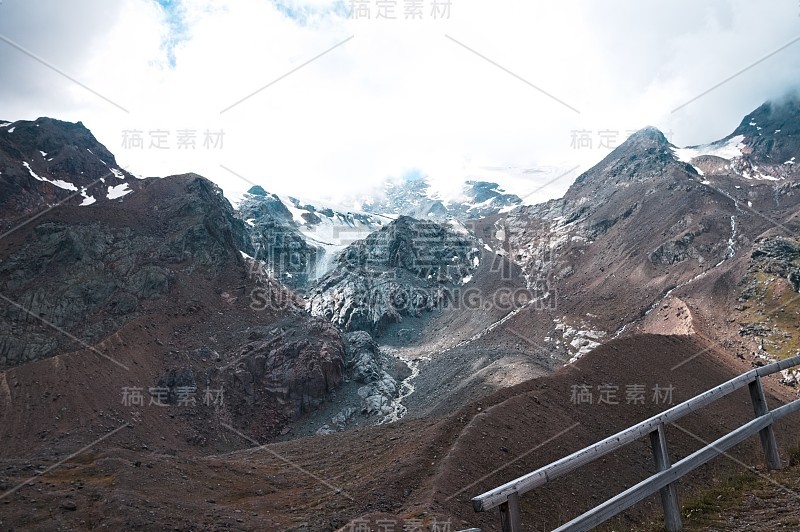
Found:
[377,346,427,425]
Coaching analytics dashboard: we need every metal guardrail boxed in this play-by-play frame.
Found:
[472,354,800,532]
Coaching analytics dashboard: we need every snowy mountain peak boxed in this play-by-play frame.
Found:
[671,94,800,181]
[566,126,686,198]
[360,175,523,220]
[0,117,138,217]
[238,185,387,289]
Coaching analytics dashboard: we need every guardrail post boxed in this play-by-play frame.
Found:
[748,376,782,470]
[649,423,682,532]
[499,492,521,532]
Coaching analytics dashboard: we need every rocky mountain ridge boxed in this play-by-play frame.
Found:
[479,96,800,368]
[307,215,481,335]
[237,186,387,290]
[0,122,361,451]
[236,176,523,291]
[360,177,523,220]
[1,95,800,530]
[0,117,140,219]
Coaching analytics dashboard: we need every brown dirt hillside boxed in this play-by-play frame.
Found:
[0,173,349,460]
[2,333,799,531]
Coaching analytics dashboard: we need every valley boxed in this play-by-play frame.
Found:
[1,96,800,531]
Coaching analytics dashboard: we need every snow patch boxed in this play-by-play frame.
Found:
[79,187,96,206]
[22,162,43,181]
[49,178,78,191]
[446,219,470,236]
[22,161,77,191]
[6,126,15,133]
[284,199,311,225]
[109,167,125,180]
[740,165,779,181]
[672,135,745,163]
[107,183,132,199]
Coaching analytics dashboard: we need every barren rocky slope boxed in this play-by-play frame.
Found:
[0,121,355,456]
[2,334,798,531]
[473,99,800,372]
[286,97,800,437]
[1,95,800,531]
[0,118,141,218]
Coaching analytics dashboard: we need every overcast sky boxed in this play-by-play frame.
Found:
[1,0,799,206]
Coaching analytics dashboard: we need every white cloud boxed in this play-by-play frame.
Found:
[1,0,798,205]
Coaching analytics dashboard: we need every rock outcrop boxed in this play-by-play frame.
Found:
[344,331,402,417]
[210,317,346,428]
[0,117,140,218]
[360,176,523,220]
[237,186,383,291]
[307,216,480,335]
[0,174,252,367]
